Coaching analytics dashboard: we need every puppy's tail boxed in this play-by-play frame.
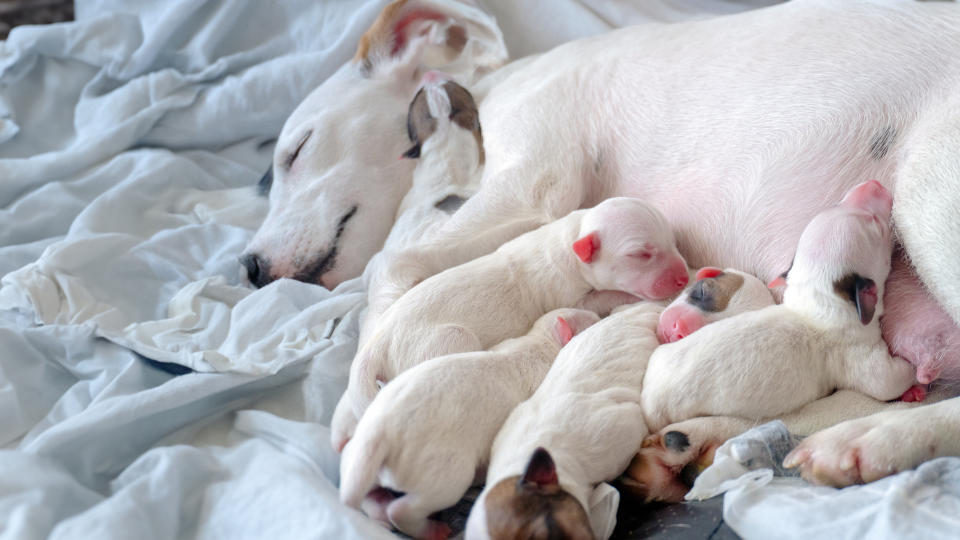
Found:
[339,427,388,509]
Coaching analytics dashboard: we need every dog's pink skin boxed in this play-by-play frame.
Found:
[657,306,704,344]
[881,253,960,384]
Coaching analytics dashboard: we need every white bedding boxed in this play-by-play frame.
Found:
[17,1,932,538]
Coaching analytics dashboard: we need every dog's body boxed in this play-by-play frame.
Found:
[339,308,599,539]
[254,0,960,491]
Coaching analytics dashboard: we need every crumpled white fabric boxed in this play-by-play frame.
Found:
[589,482,621,540]
[686,421,960,540]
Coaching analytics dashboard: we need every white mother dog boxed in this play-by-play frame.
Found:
[251,0,960,487]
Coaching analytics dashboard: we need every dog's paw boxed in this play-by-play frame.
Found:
[620,424,721,502]
[783,410,936,487]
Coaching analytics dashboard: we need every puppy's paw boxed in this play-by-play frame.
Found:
[620,425,720,502]
[784,411,936,487]
[899,384,926,403]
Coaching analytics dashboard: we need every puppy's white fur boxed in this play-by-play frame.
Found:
[339,308,599,538]
[641,182,916,432]
[331,197,687,450]
[467,302,663,540]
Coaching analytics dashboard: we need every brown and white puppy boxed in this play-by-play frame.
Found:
[640,181,917,434]
[332,197,689,451]
[465,302,665,540]
[656,267,774,344]
[359,72,484,347]
[339,308,599,540]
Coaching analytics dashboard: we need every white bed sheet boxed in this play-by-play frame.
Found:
[0,1,820,539]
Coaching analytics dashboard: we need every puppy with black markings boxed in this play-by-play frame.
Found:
[339,308,600,540]
[641,181,917,433]
[332,197,690,451]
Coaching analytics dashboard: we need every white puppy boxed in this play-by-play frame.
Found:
[332,197,689,451]
[465,302,663,540]
[339,308,600,540]
[360,72,483,347]
[641,181,917,433]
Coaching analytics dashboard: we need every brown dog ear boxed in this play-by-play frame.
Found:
[519,447,559,489]
[353,0,468,78]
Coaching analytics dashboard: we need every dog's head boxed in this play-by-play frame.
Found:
[656,267,774,343]
[466,448,595,540]
[573,197,689,300]
[782,180,894,325]
[242,0,506,289]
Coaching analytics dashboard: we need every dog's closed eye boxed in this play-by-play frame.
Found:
[285,130,313,169]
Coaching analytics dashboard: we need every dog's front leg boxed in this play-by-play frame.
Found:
[784,396,960,487]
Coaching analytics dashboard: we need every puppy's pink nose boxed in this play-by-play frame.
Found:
[670,319,690,342]
[675,273,689,289]
[840,180,893,220]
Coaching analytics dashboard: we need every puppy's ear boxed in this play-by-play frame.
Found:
[519,447,559,489]
[854,276,878,325]
[354,0,467,79]
[401,144,421,159]
[695,267,724,281]
[834,273,877,324]
[573,232,599,263]
[554,317,574,346]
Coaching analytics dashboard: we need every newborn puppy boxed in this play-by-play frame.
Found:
[465,302,664,540]
[656,267,775,344]
[361,72,484,347]
[339,308,600,540]
[332,197,689,451]
[641,180,917,433]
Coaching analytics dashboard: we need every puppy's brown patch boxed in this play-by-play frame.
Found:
[484,476,595,540]
[442,81,484,165]
[687,272,744,312]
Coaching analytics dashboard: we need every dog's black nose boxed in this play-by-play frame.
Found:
[240,253,271,288]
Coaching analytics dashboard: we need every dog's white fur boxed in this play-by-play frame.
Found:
[359,73,483,346]
[339,308,599,538]
[267,0,960,490]
[331,197,687,451]
[642,182,916,432]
